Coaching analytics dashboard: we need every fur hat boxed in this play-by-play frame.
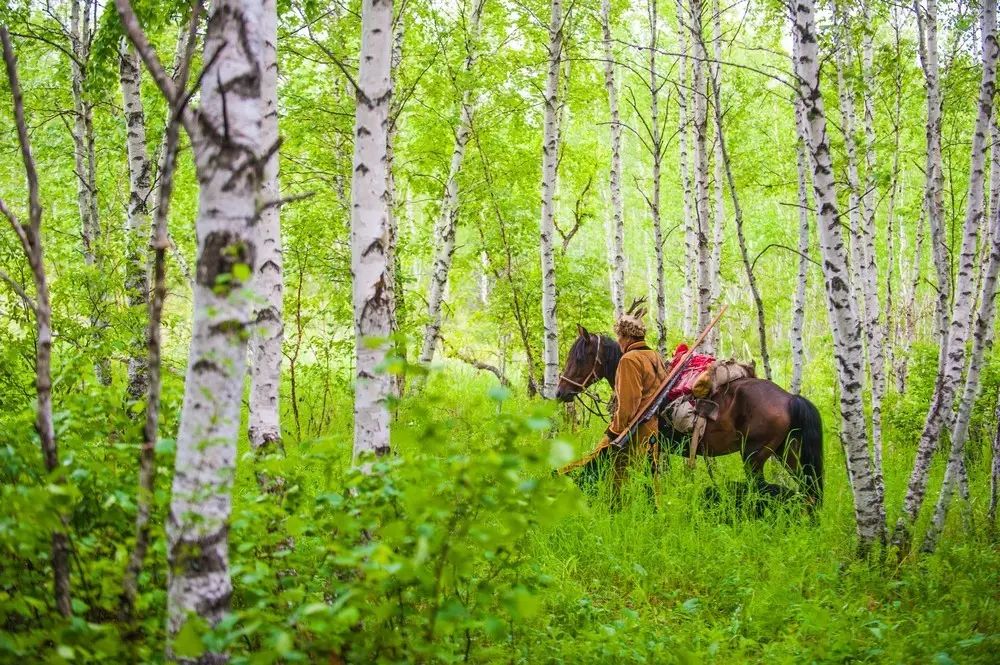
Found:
[614,297,648,339]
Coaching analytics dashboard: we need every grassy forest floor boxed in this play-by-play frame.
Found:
[3,354,1000,662]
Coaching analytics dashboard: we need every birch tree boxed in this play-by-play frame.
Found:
[120,12,199,618]
[539,0,563,398]
[120,42,153,403]
[352,0,394,455]
[601,0,625,320]
[648,0,667,354]
[858,0,887,507]
[1,26,72,618]
[790,95,812,395]
[709,0,725,317]
[248,0,284,459]
[790,0,885,549]
[420,0,486,364]
[675,0,695,338]
[116,0,267,648]
[894,0,999,553]
[688,0,712,341]
[921,2,1000,552]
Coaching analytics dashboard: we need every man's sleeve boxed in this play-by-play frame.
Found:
[607,355,642,439]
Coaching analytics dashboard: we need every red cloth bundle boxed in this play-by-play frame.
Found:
[666,343,715,402]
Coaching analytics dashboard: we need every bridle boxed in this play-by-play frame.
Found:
[559,335,611,422]
[559,334,603,392]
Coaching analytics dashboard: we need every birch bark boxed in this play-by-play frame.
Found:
[791,0,885,549]
[676,0,695,337]
[689,0,712,341]
[790,96,812,395]
[894,0,999,552]
[248,0,284,457]
[540,0,563,398]
[650,0,667,354]
[120,42,153,403]
[130,0,269,646]
[915,0,951,364]
[420,0,485,364]
[352,0,394,455]
[922,2,1000,551]
[601,0,626,320]
[859,0,886,509]
[709,0,725,320]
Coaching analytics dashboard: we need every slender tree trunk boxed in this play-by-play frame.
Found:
[703,29,769,379]
[539,0,563,398]
[147,0,268,649]
[601,0,626,320]
[791,0,885,550]
[248,0,284,462]
[709,0,725,327]
[859,0,887,512]
[1,27,72,618]
[120,11,196,617]
[834,17,863,310]
[885,9,904,387]
[71,0,109,384]
[386,13,404,400]
[352,0,394,454]
[676,0,695,338]
[916,0,951,371]
[893,0,999,554]
[922,2,1000,552]
[120,42,153,404]
[649,0,667,355]
[420,0,485,364]
[790,96,812,395]
[689,0,712,342]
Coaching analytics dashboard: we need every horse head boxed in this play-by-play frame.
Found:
[555,324,620,401]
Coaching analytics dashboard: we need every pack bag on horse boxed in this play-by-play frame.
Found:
[555,301,824,509]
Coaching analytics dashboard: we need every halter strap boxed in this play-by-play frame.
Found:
[559,334,602,390]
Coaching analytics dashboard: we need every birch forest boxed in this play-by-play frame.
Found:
[3,0,1000,661]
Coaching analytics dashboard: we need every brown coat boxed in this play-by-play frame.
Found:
[607,340,669,445]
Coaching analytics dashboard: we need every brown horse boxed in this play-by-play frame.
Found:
[555,327,824,507]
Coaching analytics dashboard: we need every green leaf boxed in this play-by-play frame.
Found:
[173,620,205,659]
[232,262,252,282]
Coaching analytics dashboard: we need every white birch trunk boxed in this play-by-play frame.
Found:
[859,1,886,509]
[248,0,284,456]
[894,0,999,551]
[709,0,725,318]
[352,0,394,455]
[539,0,563,398]
[689,0,712,341]
[834,24,863,309]
[165,0,266,647]
[420,0,485,364]
[791,0,885,548]
[71,0,99,266]
[120,42,153,403]
[601,0,626,320]
[676,0,695,338]
[650,0,666,354]
[916,0,951,364]
[922,3,1000,551]
[791,96,812,395]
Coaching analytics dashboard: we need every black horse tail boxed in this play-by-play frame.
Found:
[788,394,823,507]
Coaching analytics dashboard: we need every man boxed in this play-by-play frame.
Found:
[601,299,668,498]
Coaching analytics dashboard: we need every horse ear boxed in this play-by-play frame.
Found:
[577,323,589,337]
